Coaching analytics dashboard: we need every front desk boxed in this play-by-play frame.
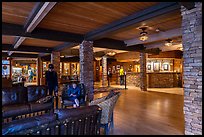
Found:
[124,72,182,88]
[147,72,182,88]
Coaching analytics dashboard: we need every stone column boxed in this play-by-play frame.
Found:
[37,57,43,86]
[181,2,202,135]
[140,52,147,91]
[102,56,108,87]
[51,51,60,84]
[79,41,94,102]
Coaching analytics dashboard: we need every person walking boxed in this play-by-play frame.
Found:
[119,66,124,85]
[45,64,58,96]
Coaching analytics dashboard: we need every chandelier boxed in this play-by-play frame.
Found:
[139,27,148,41]
[106,51,116,56]
[165,39,173,46]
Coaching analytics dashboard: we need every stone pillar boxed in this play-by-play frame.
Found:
[37,57,43,86]
[181,2,202,135]
[51,51,60,84]
[102,56,108,87]
[79,41,94,102]
[140,52,147,91]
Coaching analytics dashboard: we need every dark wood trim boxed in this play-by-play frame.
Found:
[53,42,78,51]
[60,56,80,62]
[2,22,84,43]
[94,38,145,51]
[2,52,38,58]
[179,2,195,10]
[144,48,161,55]
[85,2,180,40]
[2,44,53,53]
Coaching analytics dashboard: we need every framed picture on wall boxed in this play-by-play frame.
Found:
[147,64,151,70]
[153,62,160,71]
[163,64,169,71]
[116,65,120,70]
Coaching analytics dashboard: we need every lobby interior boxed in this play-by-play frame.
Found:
[2,2,202,135]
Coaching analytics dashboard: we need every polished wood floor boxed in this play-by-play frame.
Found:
[94,88,184,135]
[48,83,185,135]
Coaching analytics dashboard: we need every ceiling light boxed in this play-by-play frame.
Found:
[177,47,183,51]
[165,39,173,46]
[139,27,148,41]
[95,57,102,61]
[106,51,116,56]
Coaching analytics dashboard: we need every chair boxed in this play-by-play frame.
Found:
[89,91,121,135]
[60,83,87,108]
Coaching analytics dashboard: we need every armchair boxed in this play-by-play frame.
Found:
[89,91,121,135]
[60,83,87,108]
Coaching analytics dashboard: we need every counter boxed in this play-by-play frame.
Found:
[147,72,182,88]
[123,72,182,88]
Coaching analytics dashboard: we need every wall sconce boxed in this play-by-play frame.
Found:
[177,47,183,51]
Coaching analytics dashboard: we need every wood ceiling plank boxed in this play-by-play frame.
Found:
[2,35,17,44]
[22,37,64,47]
[109,10,181,41]
[37,2,158,34]
[85,2,180,40]
[2,2,36,25]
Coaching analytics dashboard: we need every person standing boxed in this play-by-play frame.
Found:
[28,69,34,82]
[45,64,58,96]
[119,66,124,85]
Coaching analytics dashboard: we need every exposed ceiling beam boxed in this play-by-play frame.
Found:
[53,42,78,51]
[145,42,164,49]
[94,38,145,51]
[38,53,51,57]
[2,22,84,43]
[179,2,195,10]
[13,37,26,49]
[85,2,180,40]
[9,2,57,56]
[2,44,53,53]
[7,51,14,56]
[2,52,38,58]
[24,2,57,33]
[125,28,181,46]
[144,48,161,55]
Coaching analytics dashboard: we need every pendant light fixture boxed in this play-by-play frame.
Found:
[139,27,148,41]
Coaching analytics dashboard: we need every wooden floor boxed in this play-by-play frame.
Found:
[94,88,184,135]
[34,83,184,135]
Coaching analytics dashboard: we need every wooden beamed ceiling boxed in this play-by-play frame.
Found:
[2,2,184,58]
[85,2,180,40]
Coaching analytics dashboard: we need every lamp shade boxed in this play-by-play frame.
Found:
[106,51,116,56]
[95,57,102,61]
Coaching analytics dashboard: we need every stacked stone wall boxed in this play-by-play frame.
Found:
[181,2,202,135]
